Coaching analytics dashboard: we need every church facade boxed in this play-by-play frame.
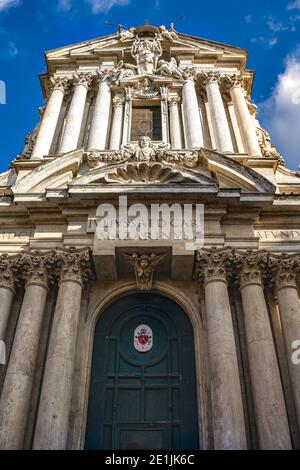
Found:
[0,24,300,450]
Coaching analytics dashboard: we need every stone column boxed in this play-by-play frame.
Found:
[197,249,247,450]
[33,248,91,450]
[0,251,52,450]
[182,77,204,149]
[201,72,233,153]
[169,96,183,149]
[88,72,112,150]
[224,75,261,157]
[270,254,300,432]
[0,254,18,342]
[59,73,92,154]
[31,77,69,160]
[109,95,124,150]
[236,251,292,449]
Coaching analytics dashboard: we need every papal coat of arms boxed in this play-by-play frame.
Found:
[134,325,153,352]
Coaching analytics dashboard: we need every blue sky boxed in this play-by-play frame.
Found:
[1,0,300,172]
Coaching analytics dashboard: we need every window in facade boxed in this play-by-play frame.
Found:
[130,105,162,142]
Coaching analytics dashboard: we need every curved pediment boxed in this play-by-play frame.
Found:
[9,148,276,200]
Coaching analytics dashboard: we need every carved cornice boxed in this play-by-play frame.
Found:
[50,76,70,93]
[54,248,91,286]
[196,248,234,285]
[235,250,268,289]
[268,253,300,291]
[123,253,167,291]
[0,254,19,293]
[19,251,54,289]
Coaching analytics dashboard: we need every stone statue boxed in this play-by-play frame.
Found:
[156,57,184,79]
[122,136,170,162]
[131,37,162,75]
[124,252,167,290]
[158,24,178,41]
[118,25,136,41]
[112,60,137,82]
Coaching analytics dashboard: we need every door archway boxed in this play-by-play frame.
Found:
[85,293,199,450]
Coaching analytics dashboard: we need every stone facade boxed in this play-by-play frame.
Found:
[0,24,300,450]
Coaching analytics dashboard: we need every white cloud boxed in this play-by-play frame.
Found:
[85,0,130,13]
[0,0,21,12]
[8,40,18,56]
[288,0,300,10]
[259,47,300,169]
[58,0,72,11]
[250,35,278,49]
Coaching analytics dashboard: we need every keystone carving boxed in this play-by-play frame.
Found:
[124,253,167,290]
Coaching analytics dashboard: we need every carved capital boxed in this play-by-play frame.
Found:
[113,95,125,108]
[196,248,234,285]
[200,71,221,87]
[0,254,19,293]
[235,250,268,289]
[73,72,93,90]
[222,74,246,94]
[54,248,91,286]
[269,254,300,291]
[124,253,167,291]
[19,251,54,289]
[50,76,70,93]
[168,96,181,107]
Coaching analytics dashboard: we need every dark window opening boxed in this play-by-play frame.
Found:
[130,105,162,141]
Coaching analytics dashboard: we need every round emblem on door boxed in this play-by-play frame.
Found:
[134,325,153,352]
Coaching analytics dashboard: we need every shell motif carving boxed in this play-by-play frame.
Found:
[105,162,182,184]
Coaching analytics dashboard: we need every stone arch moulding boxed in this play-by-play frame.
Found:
[72,280,210,451]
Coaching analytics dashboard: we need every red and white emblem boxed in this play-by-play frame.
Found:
[134,325,153,352]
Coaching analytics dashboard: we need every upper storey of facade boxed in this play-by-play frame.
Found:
[1,24,300,203]
[18,24,282,161]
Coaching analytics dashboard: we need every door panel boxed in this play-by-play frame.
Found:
[85,294,199,450]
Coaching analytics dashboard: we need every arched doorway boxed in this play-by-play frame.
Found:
[85,293,199,450]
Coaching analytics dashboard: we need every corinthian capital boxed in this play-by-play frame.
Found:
[113,95,125,108]
[269,253,300,291]
[0,254,19,292]
[199,70,221,87]
[168,96,181,107]
[222,74,246,94]
[235,250,268,289]
[73,72,93,89]
[50,76,70,93]
[196,248,234,285]
[19,251,54,289]
[54,248,91,286]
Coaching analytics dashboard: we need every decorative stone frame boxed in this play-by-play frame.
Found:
[68,280,211,450]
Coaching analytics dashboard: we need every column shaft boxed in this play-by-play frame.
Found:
[0,288,14,341]
[197,249,247,450]
[33,249,90,450]
[31,78,68,160]
[0,279,48,449]
[229,82,261,157]
[169,97,183,149]
[109,96,124,150]
[88,79,111,150]
[59,74,91,154]
[273,256,300,432]
[182,79,204,149]
[238,253,292,449]
[205,77,233,153]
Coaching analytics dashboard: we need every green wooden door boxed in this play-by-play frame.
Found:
[85,294,199,450]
